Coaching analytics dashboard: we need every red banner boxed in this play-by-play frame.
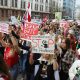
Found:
[20,22,39,40]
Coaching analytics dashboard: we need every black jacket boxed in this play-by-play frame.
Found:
[34,60,55,80]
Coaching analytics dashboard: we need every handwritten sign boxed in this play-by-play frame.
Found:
[0,23,9,34]
[11,16,19,25]
[31,35,55,54]
[21,22,39,40]
[60,21,69,28]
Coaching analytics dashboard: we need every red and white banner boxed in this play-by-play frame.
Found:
[0,23,9,34]
[20,22,39,40]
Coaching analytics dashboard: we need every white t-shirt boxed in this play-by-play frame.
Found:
[69,60,80,80]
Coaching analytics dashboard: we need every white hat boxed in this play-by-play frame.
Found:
[77,48,80,55]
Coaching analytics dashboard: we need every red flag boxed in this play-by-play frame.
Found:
[27,2,31,22]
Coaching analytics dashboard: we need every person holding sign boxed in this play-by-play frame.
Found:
[29,52,60,80]
[0,32,11,80]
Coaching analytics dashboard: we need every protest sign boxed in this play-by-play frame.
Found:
[20,22,39,40]
[60,21,69,28]
[55,12,62,21]
[31,35,55,54]
[10,16,19,25]
[76,20,80,26]
[0,23,9,34]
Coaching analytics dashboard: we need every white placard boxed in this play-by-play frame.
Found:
[31,35,55,54]
[11,16,18,25]
[0,23,9,34]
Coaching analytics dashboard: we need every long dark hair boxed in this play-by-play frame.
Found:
[65,38,71,49]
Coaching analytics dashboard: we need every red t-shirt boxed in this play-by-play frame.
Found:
[4,47,19,68]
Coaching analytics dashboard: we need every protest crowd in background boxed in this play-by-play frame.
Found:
[0,17,80,80]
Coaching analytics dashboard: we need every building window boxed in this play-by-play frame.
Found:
[1,9,4,17]
[46,0,48,3]
[35,4,38,10]
[12,11,14,15]
[15,0,17,7]
[45,6,48,12]
[12,0,14,7]
[63,6,66,9]
[0,0,1,6]
[4,0,7,6]
[0,0,3,6]
[31,3,32,9]
[21,0,22,8]
[21,0,26,9]
[16,11,17,16]
[6,10,8,17]
[40,5,43,11]
[63,2,66,5]
[53,1,55,6]
[40,0,43,3]
[23,2,25,9]
[35,0,38,2]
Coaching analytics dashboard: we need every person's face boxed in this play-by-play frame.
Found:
[43,54,50,60]
[6,39,13,47]
[61,39,66,49]
[58,35,61,39]
[49,30,53,34]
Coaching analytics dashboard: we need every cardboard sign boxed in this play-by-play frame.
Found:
[11,16,18,25]
[76,20,80,26]
[20,22,39,40]
[0,23,9,34]
[55,12,62,21]
[60,21,69,28]
[31,35,55,54]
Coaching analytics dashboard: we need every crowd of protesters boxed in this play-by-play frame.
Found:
[0,19,80,80]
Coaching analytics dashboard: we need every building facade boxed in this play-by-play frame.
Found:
[31,0,50,19]
[0,0,26,21]
[49,0,56,18]
[49,0,63,19]
[0,0,50,21]
[62,0,75,19]
[75,5,80,20]
[75,0,80,20]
